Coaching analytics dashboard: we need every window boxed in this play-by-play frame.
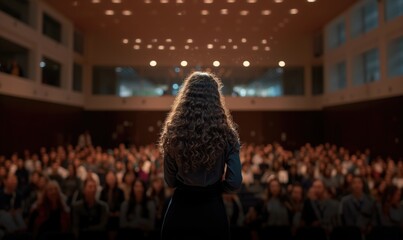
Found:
[329,61,347,92]
[43,13,62,43]
[327,19,346,49]
[353,48,380,86]
[0,0,30,24]
[387,36,403,77]
[73,63,83,92]
[0,36,29,79]
[74,30,84,54]
[282,68,305,95]
[350,0,378,38]
[41,57,61,87]
[312,66,324,95]
[385,0,403,21]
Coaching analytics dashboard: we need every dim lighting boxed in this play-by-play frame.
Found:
[213,61,220,67]
[158,45,165,50]
[201,10,209,15]
[147,44,153,49]
[169,46,176,50]
[279,61,285,67]
[133,45,140,50]
[105,10,114,15]
[207,44,214,49]
[181,60,188,67]
[122,10,132,15]
[150,60,157,67]
[262,10,271,15]
[221,9,228,15]
[112,0,121,3]
[243,61,250,67]
[187,39,193,43]
[241,38,247,43]
[240,10,249,16]
[290,8,299,14]
[122,38,129,44]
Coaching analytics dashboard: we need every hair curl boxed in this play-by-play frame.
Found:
[159,71,240,173]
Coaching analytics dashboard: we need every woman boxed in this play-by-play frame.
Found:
[29,181,70,239]
[100,171,125,232]
[159,72,242,240]
[119,179,156,240]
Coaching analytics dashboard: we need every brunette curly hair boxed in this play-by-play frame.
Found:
[159,71,240,173]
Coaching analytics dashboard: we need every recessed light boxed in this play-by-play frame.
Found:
[135,38,142,43]
[144,0,151,3]
[112,0,121,3]
[201,10,209,15]
[158,45,164,50]
[227,0,235,2]
[307,0,316,2]
[207,44,214,49]
[274,0,283,3]
[233,45,238,49]
[184,45,190,49]
[133,45,140,50]
[262,10,271,15]
[122,38,129,44]
[169,46,175,50]
[181,60,188,67]
[247,0,257,3]
[290,8,298,14]
[278,61,285,67]
[204,0,213,3]
[150,60,157,67]
[92,0,100,3]
[261,39,267,44]
[252,46,258,51]
[240,10,249,16]
[220,45,226,49]
[265,46,270,51]
[152,38,158,43]
[243,60,250,67]
[176,0,184,3]
[160,0,169,3]
[228,39,232,43]
[122,10,132,15]
[105,10,114,15]
[241,38,247,43]
[166,38,172,42]
[221,9,228,15]
[187,38,193,43]
[147,44,153,49]
[213,61,220,67]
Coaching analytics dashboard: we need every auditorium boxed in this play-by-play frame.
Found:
[0,0,402,240]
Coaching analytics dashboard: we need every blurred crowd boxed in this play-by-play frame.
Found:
[0,59,24,78]
[0,133,402,240]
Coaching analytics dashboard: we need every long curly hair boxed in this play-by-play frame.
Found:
[159,71,240,173]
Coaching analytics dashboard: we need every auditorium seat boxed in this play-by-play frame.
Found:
[258,226,292,240]
[295,227,327,240]
[330,226,362,240]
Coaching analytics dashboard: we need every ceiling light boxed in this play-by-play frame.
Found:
[181,60,188,67]
[176,0,184,3]
[144,0,151,3]
[265,46,270,51]
[240,10,249,16]
[133,45,140,50]
[278,61,285,67]
[158,45,165,50]
[201,10,209,15]
[150,60,157,67]
[262,10,271,15]
[73,1,78,6]
[204,0,213,3]
[252,46,258,50]
[213,61,220,67]
[147,44,153,49]
[152,38,158,43]
[307,0,316,2]
[228,38,232,43]
[261,39,267,44]
[160,0,169,3]
[221,9,228,15]
[247,0,257,3]
[122,38,129,44]
[243,60,250,67]
[166,38,172,42]
[122,10,132,15]
[233,45,238,49]
[241,38,247,43]
[184,45,190,49]
[274,0,283,3]
[135,38,142,43]
[227,0,235,2]
[207,44,213,49]
[105,10,114,15]
[187,38,193,43]
[220,45,226,49]
[112,0,121,3]
[169,46,175,50]
[290,8,298,14]
[92,0,100,3]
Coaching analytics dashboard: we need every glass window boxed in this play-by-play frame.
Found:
[329,61,347,92]
[312,66,324,95]
[327,19,346,49]
[41,57,61,87]
[43,13,62,43]
[385,0,403,21]
[73,63,83,92]
[351,0,378,38]
[0,36,29,79]
[387,36,403,78]
[0,0,30,24]
[353,48,380,86]
[92,66,305,97]
[74,30,84,54]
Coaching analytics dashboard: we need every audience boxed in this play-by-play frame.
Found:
[0,141,402,240]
